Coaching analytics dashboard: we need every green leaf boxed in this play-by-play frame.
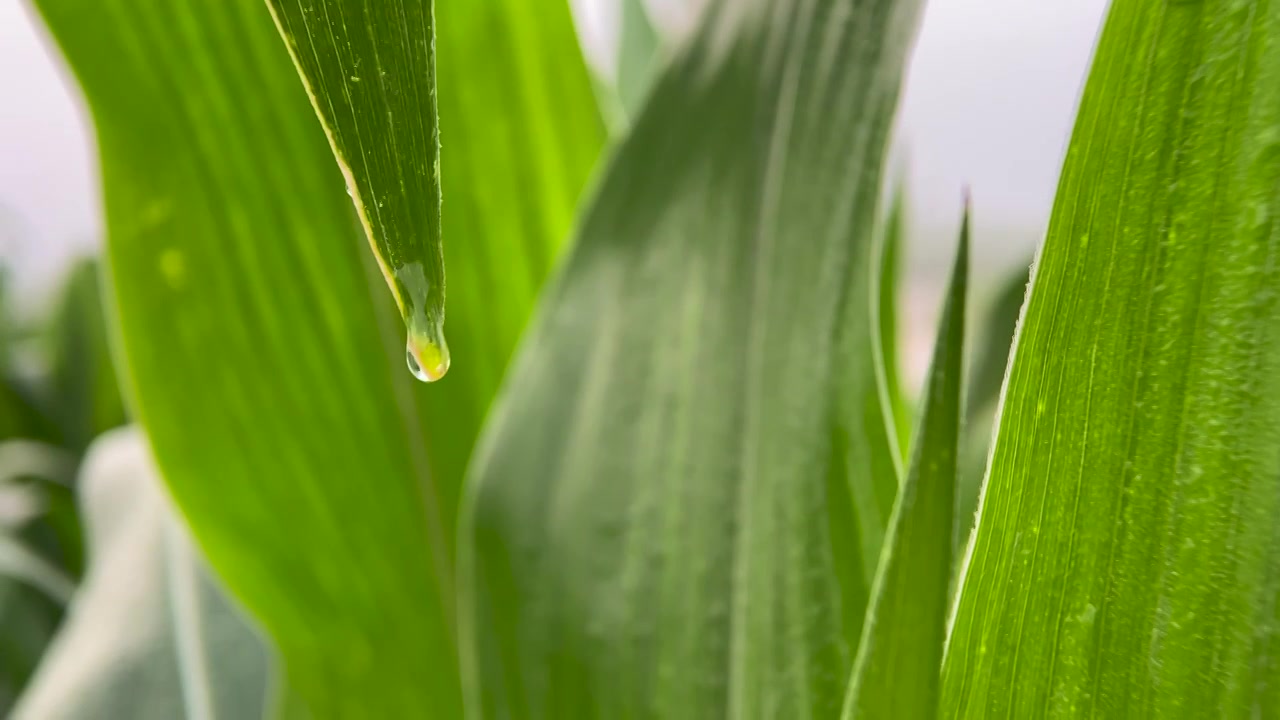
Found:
[265,0,449,379]
[0,578,62,714]
[13,429,272,720]
[876,187,912,458]
[955,260,1028,546]
[43,258,127,453]
[943,1,1280,716]
[460,0,922,716]
[430,0,606,458]
[843,208,966,719]
[617,0,661,122]
[31,0,602,714]
[965,261,1029,423]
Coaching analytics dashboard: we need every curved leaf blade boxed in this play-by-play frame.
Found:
[943,1,1280,715]
[461,0,922,717]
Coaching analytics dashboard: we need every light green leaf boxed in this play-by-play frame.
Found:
[0,577,62,714]
[943,1,1280,716]
[876,187,911,458]
[843,208,967,720]
[461,0,922,716]
[13,429,272,720]
[265,0,449,380]
[430,0,606,460]
[617,0,661,122]
[31,0,602,714]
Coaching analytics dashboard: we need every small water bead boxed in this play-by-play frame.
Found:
[406,335,450,382]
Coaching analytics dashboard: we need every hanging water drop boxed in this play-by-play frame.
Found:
[406,334,449,383]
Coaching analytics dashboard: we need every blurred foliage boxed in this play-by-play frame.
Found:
[0,257,127,714]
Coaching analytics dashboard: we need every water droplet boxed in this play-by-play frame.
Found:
[406,334,449,382]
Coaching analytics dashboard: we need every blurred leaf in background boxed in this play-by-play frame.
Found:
[30,0,603,715]
[0,254,125,710]
[461,0,922,716]
[13,428,272,720]
[41,258,126,454]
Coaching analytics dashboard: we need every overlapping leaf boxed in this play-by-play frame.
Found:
[31,0,602,714]
[461,0,921,716]
[944,0,1280,715]
[843,211,966,719]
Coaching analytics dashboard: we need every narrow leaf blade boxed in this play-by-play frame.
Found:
[265,0,449,378]
[844,208,967,719]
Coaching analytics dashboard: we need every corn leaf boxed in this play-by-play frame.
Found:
[943,0,1280,715]
[264,0,449,378]
[31,0,601,714]
[877,189,911,456]
[460,0,921,716]
[13,429,272,720]
[843,210,966,719]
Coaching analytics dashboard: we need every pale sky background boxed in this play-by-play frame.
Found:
[0,0,1110,320]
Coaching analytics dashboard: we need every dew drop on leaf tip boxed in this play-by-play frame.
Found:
[406,333,450,383]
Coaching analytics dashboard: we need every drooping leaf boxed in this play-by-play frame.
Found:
[13,429,272,720]
[31,0,602,714]
[43,258,127,453]
[0,578,61,714]
[943,1,1280,716]
[843,208,966,719]
[460,0,922,716]
[264,0,449,379]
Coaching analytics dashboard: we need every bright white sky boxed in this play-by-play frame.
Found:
[0,0,1109,310]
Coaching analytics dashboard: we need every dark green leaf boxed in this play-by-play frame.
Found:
[616,0,661,123]
[265,0,449,379]
[461,0,921,716]
[943,1,1280,715]
[843,206,967,720]
[965,261,1029,423]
